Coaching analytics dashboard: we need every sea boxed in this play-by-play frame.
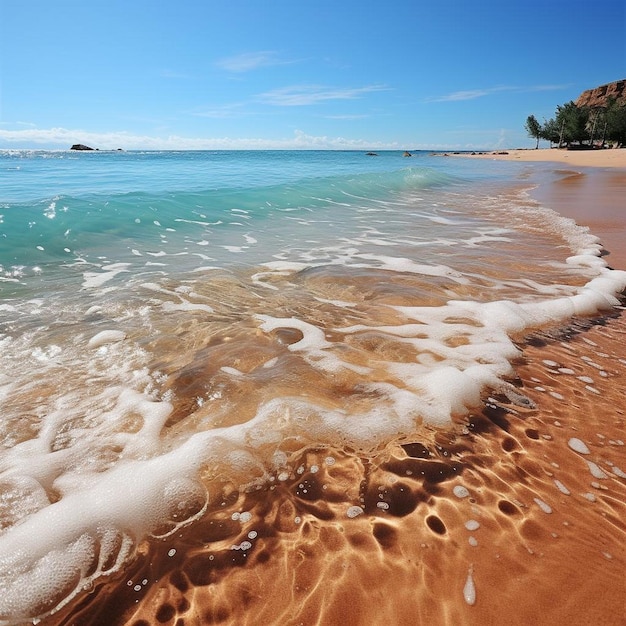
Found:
[0,149,624,625]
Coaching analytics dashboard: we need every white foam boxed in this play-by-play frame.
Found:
[88,330,127,348]
[534,497,552,514]
[612,466,626,479]
[554,480,570,495]
[256,315,331,352]
[0,446,208,620]
[346,506,364,518]
[568,438,590,454]
[586,461,608,480]
[82,263,130,289]
[463,566,476,606]
[352,253,470,284]
[453,485,470,499]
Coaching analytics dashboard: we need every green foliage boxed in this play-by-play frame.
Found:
[555,101,590,145]
[524,115,542,148]
[604,98,626,145]
[527,97,626,148]
[539,118,560,145]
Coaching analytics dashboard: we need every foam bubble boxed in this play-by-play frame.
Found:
[453,485,470,499]
[463,566,476,606]
[554,480,570,495]
[256,315,331,352]
[586,461,608,480]
[346,506,364,518]
[534,497,552,514]
[568,438,590,454]
[612,466,626,479]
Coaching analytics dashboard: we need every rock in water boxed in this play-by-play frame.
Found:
[70,144,95,151]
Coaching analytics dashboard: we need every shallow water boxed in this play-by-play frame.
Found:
[0,150,624,624]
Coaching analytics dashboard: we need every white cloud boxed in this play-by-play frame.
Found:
[0,127,401,151]
[214,51,286,73]
[257,84,389,106]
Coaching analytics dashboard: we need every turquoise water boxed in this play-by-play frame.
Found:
[0,150,536,293]
[1,149,625,623]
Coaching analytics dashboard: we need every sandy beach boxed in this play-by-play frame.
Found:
[461,147,626,169]
[460,148,626,271]
[37,154,626,626]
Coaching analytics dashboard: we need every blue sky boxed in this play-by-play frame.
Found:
[0,0,624,150]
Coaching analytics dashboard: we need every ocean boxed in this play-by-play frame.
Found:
[1,150,625,625]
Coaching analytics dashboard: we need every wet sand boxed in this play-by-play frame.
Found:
[460,148,626,270]
[45,316,626,626]
[43,163,626,626]
[531,168,626,271]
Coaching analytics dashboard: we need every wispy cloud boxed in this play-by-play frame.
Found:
[257,84,389,106]
[323,114,370,120]
[214,51,288,73]
[527,83,571,92]
[428,84,568,103]
[429,86,513,102]
[191,103,247,119]
[435,89,493,102]
[160,69,194,80]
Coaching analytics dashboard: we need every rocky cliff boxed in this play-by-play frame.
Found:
[575,79,626,108]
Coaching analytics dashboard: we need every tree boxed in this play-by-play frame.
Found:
[604,98,626,146]
[540,117,560,147]
[555,101,589,146]
[526,98,624,149]
[524,115,542,149]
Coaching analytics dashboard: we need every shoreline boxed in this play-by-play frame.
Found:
[452,147,626,169]
[457,148,626,270]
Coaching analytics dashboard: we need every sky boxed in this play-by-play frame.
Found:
[0,0,624,151]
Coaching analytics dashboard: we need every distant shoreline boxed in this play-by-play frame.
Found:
[449,147,626,169]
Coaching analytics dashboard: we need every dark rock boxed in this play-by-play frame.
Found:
[365,152,378,156]
[70,144,95,151]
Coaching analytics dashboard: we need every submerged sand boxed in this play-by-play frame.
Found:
[41,160,626,626]
[45,315,626,626]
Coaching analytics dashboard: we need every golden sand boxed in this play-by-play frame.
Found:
[462,147,626,169]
